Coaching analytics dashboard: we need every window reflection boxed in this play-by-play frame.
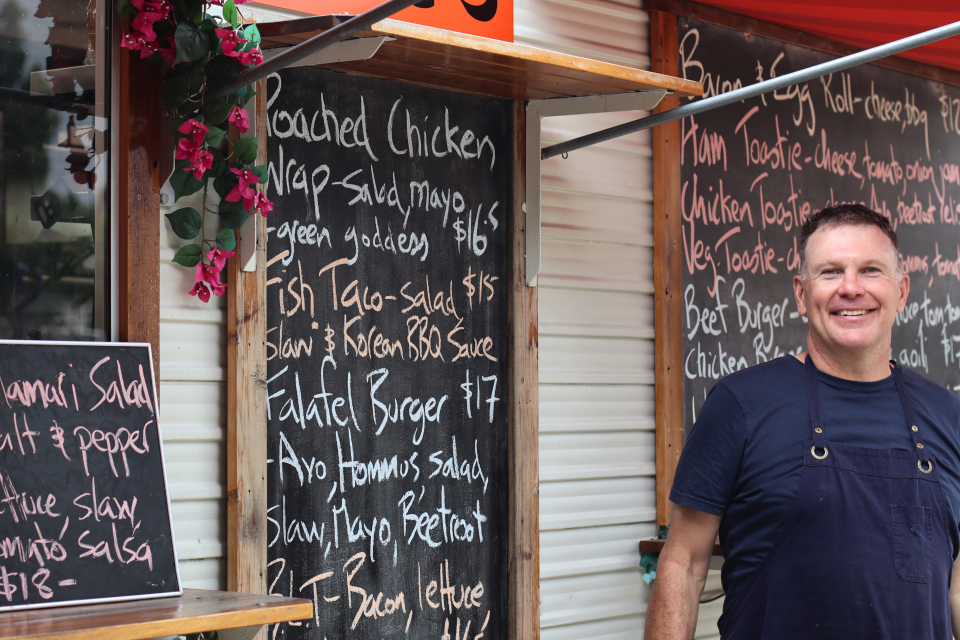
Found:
[0,0,108,341]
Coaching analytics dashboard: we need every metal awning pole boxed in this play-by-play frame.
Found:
[209,0,422,99]
[540,20,960,160]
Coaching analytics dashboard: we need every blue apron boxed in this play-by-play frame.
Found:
[717,356,953,638]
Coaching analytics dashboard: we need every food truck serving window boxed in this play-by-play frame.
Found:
[0,0,110,341]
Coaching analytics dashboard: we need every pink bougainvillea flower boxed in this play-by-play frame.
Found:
[131,11,162,42]
[211,283,227,296]
[239,47,262,66]
[228,107,250,133]
[190,150,213,180]
[206,246,236,272]
[189,281,211,303]
[177,118,209,144]
[225,166,260,210]
[253,190,273,217]
[215,28,247,59]
[175,136,198,161]
[196,262,223,288]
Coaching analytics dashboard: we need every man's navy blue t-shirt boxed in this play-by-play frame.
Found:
[670,356,960,608]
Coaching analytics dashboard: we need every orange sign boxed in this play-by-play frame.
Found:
[253,0,513,42]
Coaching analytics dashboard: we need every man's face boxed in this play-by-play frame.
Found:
[793,224,909,359]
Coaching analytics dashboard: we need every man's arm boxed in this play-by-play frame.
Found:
[644,503,722,640]
[950,552,960,638]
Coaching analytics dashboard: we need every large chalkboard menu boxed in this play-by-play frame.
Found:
[0,341,180,611]
[680,18,960,429]
[265,67,509,640]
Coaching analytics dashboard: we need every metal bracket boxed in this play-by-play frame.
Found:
[261,36,390,67]
[524,90,668,286]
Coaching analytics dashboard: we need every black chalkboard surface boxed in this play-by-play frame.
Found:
[265,67,509,640]
[680,18,960,430]
[0,340,180,612]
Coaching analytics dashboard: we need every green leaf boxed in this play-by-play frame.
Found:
[243,23,261,45]
[172,244,203,267]
[182,64,205,94]
[201,99,233,126]
[165,207,203,239]
[117,0,134,20]
[170,166,205,201]
[208,148,227,178]
[219,203,250,229]
[214,172,239,200]
[233,137,258,164]
[199,18,218,32]
[174,21,211,65]
[250,164,268,183]
[204,125,225,146]
[161,76,190,109]
[216,226,238,250]
[205,55,244,93]
[223,0,238,28]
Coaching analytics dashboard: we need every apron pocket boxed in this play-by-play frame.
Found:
[891,505,932,583]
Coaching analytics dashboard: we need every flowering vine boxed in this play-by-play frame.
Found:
[117,0,272,302]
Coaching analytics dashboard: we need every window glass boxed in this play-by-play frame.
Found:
[0,0,109,341]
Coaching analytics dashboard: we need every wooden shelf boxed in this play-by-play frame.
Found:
[258,16,703,101]
[0,589,312,640]
[639,539,723,557]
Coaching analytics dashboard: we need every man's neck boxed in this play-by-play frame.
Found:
[795,341,892,382]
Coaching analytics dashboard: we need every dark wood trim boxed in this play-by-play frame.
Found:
[116,47,161,375]
[507,100,540,640]
[651,10,685,528]
[226,81,269,605]
[646,0,960,88]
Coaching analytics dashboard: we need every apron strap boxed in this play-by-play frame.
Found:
[889,362,931,464]
[804,355,827,450]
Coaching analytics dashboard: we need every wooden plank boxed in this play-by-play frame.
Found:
[507,100,540,640]
[257,17,703,101]
[646,0,960,88]
[0,589,311,640]
[639,540,722,557]
[227,80,269,608]
[651,10,685,528]
[116,48,161,374]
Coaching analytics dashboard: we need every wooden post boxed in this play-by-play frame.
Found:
[226,81,269,603]
[651,10,685,528]
[117,48,161,373]
[507,100,540,640]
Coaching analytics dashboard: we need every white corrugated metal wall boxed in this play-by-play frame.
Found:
[517,1,723,636]
[159,190,228,589]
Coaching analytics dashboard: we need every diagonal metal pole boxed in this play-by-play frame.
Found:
[540,20,960,160]
[209,0,422,99]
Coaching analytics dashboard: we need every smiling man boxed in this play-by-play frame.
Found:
[645,204,960,639]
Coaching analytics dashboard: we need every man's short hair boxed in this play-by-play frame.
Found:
[797,203,903,280]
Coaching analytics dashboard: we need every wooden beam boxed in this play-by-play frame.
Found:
[646,0,960,88]
[507,100,540,640]
[227,81,269,605]
[0,589,311,640]
[651,10,685,528]
[116,48,161,374]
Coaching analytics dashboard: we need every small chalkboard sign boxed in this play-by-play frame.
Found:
[0,340,180,612]
[265,67,509,640]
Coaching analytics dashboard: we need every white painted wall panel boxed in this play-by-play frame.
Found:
[159,188,228,590]
[522,0,723,636]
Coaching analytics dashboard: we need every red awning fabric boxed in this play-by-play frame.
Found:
[695,1,960,74]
